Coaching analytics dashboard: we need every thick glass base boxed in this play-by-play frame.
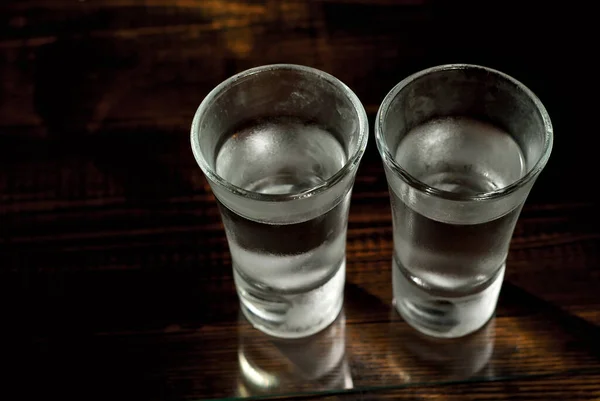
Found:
[393,258,504,338]
[235,260,345,339]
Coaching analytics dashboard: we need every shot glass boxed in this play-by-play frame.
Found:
[191,64,368,338]
[375,64,553,338]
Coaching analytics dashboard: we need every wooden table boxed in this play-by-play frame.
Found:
[2,1,599,400]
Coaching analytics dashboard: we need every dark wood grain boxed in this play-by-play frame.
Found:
[1,1,599,400]
[303,372,600,400]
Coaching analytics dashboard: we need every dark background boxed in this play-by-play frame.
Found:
[1,1,599,400]
[1,1,596,201]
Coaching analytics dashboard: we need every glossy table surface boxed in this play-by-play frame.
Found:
[1,1,599,400]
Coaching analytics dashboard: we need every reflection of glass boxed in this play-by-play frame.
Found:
[237,312,353,397]
[388,316,495,382]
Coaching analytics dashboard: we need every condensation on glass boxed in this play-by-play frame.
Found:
[376,64,553,338]
[191,64,368,338]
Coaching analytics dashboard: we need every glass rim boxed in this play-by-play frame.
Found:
[375,63,554,202]
[191,63,369,203]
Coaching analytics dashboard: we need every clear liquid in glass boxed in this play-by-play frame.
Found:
[215,117,349,338]
[391,116,525,337]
